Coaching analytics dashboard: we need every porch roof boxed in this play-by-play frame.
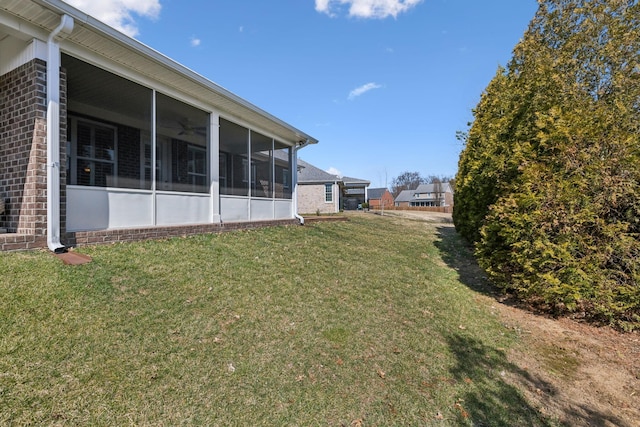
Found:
[0,0,318,147]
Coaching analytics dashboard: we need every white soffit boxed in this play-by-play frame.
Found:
[0,0,318,146]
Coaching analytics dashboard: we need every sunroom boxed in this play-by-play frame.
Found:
[64,55,298,231]
[0,0,317,252]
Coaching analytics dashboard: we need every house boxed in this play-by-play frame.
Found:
[394,183,454,208]
[0,0,318,251]
[367,188,394,209]
[296,160,370,214]
[341,177,370,210]
[296,160,341,214]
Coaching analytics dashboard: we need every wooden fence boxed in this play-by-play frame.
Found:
[369,205,453,214]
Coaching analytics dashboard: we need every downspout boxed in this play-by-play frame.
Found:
[46,14,74,253]
[292,139,310,225]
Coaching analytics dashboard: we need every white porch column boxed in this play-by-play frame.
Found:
[209,113,221,223]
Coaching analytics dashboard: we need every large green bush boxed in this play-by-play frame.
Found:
[454,0,640,329]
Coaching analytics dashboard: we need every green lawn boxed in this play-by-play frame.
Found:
[0,214,557,426]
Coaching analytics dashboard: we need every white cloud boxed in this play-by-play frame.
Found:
[190,36,201,47]
[327,167,343,177]
[64,0,161,37]
[315,0,423,19]
[348,82,382,100]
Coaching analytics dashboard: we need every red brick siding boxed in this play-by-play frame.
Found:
[369,191,394,209]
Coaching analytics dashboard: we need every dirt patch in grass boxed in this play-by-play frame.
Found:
[497,302,640,427]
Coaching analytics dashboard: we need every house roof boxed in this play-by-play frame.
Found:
[395,183,454,203]
[0,0,318,147]
[414,182,453,194]
[297,159,340,184]
[342,176,370,186]
[394,189,414,203]
[296,159,370,188]
[367,188,388,200]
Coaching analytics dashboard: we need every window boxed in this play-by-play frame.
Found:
[219,153,227,192]
[188,145,207,189]
[68,118,117,187]
[325,183,333,202]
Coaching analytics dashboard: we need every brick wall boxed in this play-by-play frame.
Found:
[0,59,48,235]
[297,183,337,214]
[369,191,394,209]
[0,58,67,244]
[68,219,300,247]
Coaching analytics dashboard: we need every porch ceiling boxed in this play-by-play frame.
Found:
[1,0,318,146]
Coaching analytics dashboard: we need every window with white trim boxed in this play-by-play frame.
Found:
[325,183,333,202]
[188,145,207,190]
[69,118,117,187]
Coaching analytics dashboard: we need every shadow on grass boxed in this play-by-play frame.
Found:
[444,333,556,426]
[435,225,633,427]
[433,225,496,296]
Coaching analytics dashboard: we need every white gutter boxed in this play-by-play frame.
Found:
[46,14,74,253]
[292,139,311,225]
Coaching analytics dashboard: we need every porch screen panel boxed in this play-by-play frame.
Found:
[63,54,152,190]
[251,131,272,198]
[274,143,292,199]
[219,118,249,196]
[155,93,209,193]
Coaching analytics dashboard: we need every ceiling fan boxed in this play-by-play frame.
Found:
[160,118,207,137]
[176,119,207,137]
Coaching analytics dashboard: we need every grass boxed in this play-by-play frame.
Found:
[0,214,558,426]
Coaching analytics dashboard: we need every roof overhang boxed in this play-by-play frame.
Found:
[0,0,318,147]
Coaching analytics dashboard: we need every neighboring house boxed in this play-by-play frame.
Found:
[296,160,370,214]
[341,176,370,210]
[394,183,454,208]
[296,160,341,214]
[367,188,394,209]
[0,0,317,251]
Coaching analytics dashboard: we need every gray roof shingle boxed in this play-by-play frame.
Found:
[297,159,340,183]
[367,188,388,199]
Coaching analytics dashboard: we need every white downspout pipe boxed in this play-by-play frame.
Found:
[292,139,309,225]
[47,14,74,253]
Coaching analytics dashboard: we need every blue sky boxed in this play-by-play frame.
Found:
[65,0,538,187]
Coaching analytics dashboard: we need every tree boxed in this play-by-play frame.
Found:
[454,0,640,329]
[390,171,426,197]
